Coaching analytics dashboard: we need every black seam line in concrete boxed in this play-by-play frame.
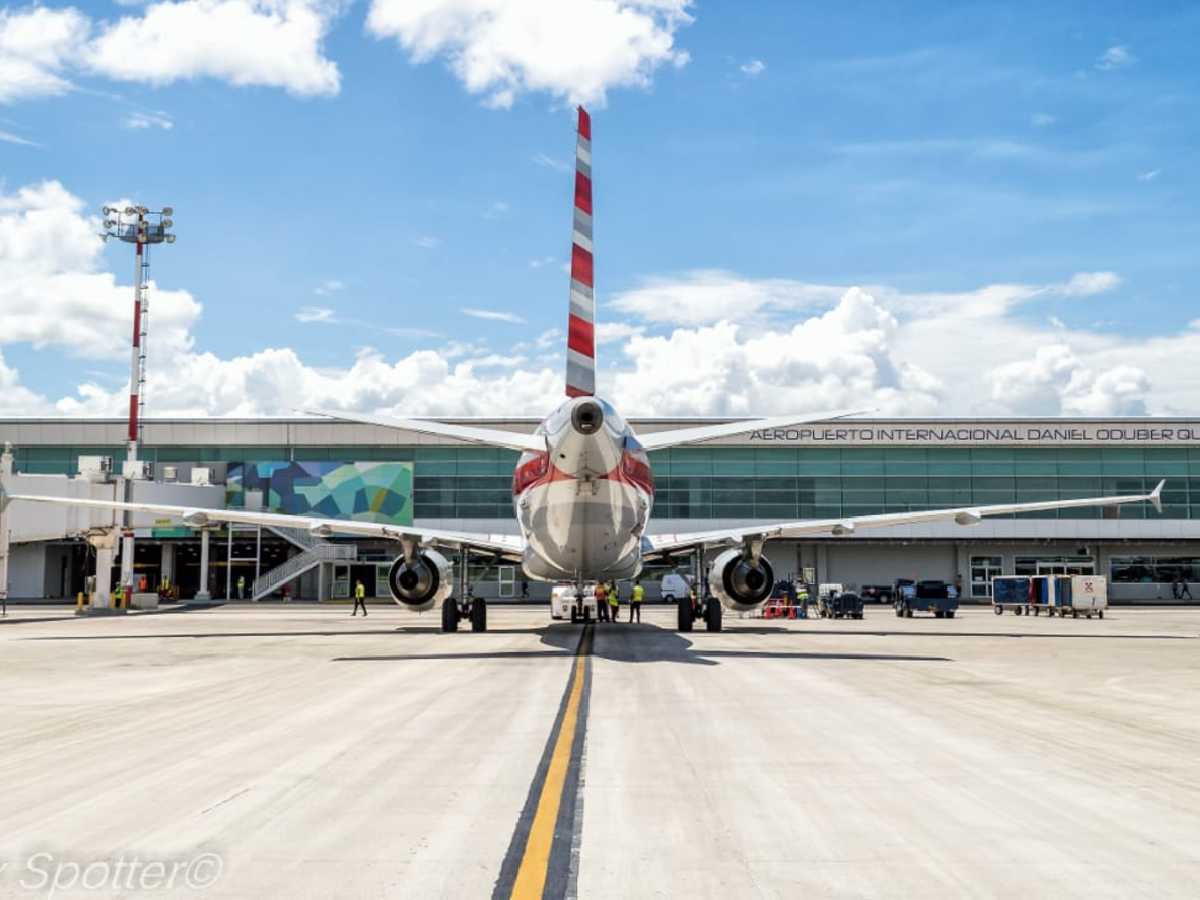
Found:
[0,604,222,627]
[492,624,593,900]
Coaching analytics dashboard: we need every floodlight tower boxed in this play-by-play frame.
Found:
[100,205,177,597]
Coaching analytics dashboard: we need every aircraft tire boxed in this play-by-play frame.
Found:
[470,598,487,632]
[678,597,694,632]
[904,607,913,618]
[704,599,722,632]
[441,598,459,632]
[1098,610,1104,619]
[994,605,1002,615]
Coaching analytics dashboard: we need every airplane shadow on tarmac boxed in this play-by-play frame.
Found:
[332,622,954,667]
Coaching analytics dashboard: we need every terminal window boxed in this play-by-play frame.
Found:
[1110,557,1200,583]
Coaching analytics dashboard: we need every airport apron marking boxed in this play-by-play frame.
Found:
[493,624,593,900]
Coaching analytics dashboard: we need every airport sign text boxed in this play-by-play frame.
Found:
[744,424,1200,446]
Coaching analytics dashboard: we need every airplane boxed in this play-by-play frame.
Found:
[2,107,1166,633]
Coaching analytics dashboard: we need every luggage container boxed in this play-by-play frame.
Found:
[991,576,1033,615]
[991,574,1107,619]
[1066,575,1107,619]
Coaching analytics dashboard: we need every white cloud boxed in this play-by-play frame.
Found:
[365,0,693,108]
[313,278,345,295]
[85,0,341,96]
[1095,45,1135,71]
[51,346,563,418]
[462,307,526,324]
[124,110,173,130]
[0,349,49,415]
[0,6,90,103]
[483,200,510,219]
[295,305,336,323]
[1,2,341,103]
[533,152,570,172]
[0,180,199,361]
[611,288,942,417]
[988,345,1149,417]
[1031,112,1055,127]
[529,255,557,269]
[0,126,38,146]
[1137,169,1161,182]
[414,235,439,249]
[595,322,644,344]
[611,269,844,325]
[739,58,765,77]
[1059,271,1121,296]
[0,180,1189,421]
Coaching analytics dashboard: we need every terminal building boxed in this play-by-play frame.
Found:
[1,416,1198,604]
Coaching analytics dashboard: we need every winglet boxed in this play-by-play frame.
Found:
[1149,479,1165,514]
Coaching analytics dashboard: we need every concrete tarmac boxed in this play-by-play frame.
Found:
[1,604,1198,898]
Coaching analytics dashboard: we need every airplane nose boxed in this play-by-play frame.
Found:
[571,399,604,435]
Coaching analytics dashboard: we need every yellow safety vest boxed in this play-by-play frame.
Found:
[355,584,365,599]
[608,588,619,606]
[632,585,644,602]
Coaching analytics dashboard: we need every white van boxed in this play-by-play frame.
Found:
[551,583,598,622]
[659,573,693,603]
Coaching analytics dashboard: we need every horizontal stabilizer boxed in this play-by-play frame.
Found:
[637,409,871,451]
[304,409,544,453]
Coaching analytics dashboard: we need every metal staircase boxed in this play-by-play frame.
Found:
[251,527,357,601]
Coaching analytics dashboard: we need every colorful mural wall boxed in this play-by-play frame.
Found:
[226,461,414,525]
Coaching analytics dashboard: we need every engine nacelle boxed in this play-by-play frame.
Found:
[709,547,776,613]
[387,550,453,612]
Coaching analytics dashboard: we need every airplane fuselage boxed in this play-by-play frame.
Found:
[514,396,653,582]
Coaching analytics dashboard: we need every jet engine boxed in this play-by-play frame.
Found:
[708,547,775,612]
[387,549,453,611]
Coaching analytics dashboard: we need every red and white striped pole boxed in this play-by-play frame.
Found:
[128,238,144,452]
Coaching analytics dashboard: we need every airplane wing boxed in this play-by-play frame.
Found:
[305,408,544,453]
[645,480,1166,555]
[636,408,871,451]
[3,492,524,560]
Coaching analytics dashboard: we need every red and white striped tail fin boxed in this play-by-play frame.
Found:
[565,105,596,398]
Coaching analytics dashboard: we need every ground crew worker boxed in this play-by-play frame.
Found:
[237,573,246,600]
[113,583,124,609]
[688,583,699,618]
[630,580,644,622]
[607,581,620,623]
[594,582,608,621]
[797,583,809,618]
[352,579,368,616]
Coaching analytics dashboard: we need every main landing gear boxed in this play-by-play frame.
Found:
[441,596,488,632]
[677,595,723,632]
[441,547,490,633]
[677,543,723,632]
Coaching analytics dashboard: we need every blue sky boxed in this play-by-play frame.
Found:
[0,1,1197,418]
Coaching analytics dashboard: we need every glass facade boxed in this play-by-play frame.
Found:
[11,443,1199,521]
